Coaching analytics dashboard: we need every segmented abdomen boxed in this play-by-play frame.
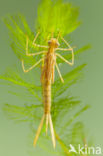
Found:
[42,51,55,115]
[43,81,51,114]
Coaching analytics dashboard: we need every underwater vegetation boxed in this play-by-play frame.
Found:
[0,0,92,155]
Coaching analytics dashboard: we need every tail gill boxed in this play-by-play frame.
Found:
[33,113,56,148]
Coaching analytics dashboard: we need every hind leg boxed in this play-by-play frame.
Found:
[55,62,64,83]
[21,58,44,73]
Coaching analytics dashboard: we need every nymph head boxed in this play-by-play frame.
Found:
[48,38,60,48]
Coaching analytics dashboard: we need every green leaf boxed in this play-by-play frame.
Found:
[3,103,42,123]
[60,105,90,134]
[57,44,91,64]
[0,68,41,101]
[1,0,92,155]
[52,64,86,98]
[36,0,80,38]
[52,96,81,124]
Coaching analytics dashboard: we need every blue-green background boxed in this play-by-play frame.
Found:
[0,0,103,155]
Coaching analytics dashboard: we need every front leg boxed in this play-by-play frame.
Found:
[55,61,64,83]
[32,31,48,49]
[26,35,47,56]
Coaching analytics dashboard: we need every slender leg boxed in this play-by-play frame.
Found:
[56,36,74,65]
[26,35,47,56]
[33,44,48,48]
[55,63,64,83]
[56,53,74,66]
[41,66,45,83]
[61,36,72,49]
[32,32,48,49]
[21,58,44,73]
[26,51,46,56]
[56,48,72,51]
[57,31,61,40]
[32,31,40,44]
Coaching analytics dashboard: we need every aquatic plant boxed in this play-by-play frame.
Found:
[0,0,92,155]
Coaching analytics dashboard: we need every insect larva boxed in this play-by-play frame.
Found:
[21,32,74,148]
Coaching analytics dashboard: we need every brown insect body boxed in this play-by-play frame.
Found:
[34,38,59,148]
[43,39,59,113]
[43,39,58,108]
[21,32,74,148]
